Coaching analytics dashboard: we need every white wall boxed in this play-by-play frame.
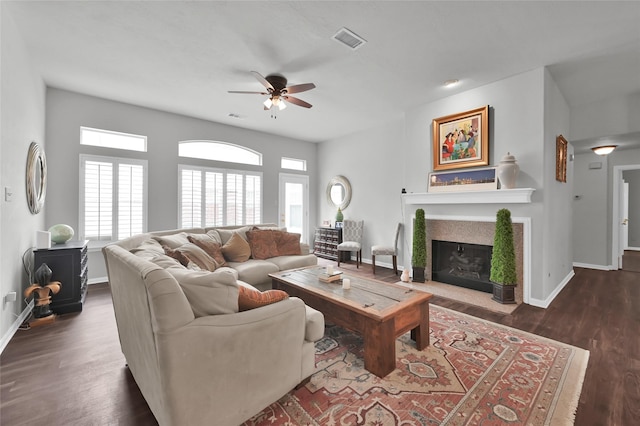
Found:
[622,169,640,248]
[45,88,319,281]
[542,67,574,297]
[0,7,47,347]
[317,118,406,268]
[319,68,574,305]
[570,92,640,141]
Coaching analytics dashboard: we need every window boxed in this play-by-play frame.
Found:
[179,140,262,166]
[80,127,147,152]
[179,165,262,228]
[80,155,147,242]
[281,157,307,171]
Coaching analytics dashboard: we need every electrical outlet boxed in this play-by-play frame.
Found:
[4,291,17,304]
[4,186,13,202]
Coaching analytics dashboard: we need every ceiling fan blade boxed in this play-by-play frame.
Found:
[283,95,312,108]
[251,71,274,91]
[284,83,316,94]
[228,90,269,95]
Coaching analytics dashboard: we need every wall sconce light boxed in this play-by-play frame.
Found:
[591,145,617,156]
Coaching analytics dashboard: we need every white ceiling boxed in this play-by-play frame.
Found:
[5,1,640,144]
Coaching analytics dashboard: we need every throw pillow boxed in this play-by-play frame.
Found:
[246,229,280,260]
[152,232,190,249]
[216,226,252,244]
[277,231,302,256]
[237,282,289,311]
[187,234,227,266]
[221,232,252,262]
[167,268,239,316]
[148,254,186,270]
[164,243,218,272]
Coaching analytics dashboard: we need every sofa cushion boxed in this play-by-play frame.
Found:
[266,254,318,271]
[187,234,227,266]
[148,254,186,270]
[216,226,252,244]
[164,243,218,272]
[227,259,279,285]
[130,239,165,261]
[277,232,302,256]
[304,305,325,342]
[246,229,280,260]
[166,268,239,316]
[222,232,251,262]
[237,281,289,311]
[152,232,190,249]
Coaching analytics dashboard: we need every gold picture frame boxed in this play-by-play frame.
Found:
[556,135,568,182]
[432,105,489,171]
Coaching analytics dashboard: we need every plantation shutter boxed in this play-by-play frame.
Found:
[245,174,261,224]
[84,160,114,240]
[118,163,145,240]
[205,171,224,227]
[226,173,244,226]
[181,169,202,229]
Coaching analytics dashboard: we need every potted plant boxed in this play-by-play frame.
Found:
[490,208,518,303]
[412,208,427,282]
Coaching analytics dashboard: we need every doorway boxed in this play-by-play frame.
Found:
[612,165,640,269]
[278,173,309,243]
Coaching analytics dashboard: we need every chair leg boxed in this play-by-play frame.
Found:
[392,255,398,275]
[337,253,341,267]
[357,250,361,268]
[372,255,376,274]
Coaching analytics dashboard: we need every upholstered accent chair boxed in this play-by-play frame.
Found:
[371,223,402,274]
[337,219,364,268]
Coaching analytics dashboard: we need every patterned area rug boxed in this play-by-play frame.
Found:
[244,305,589,426]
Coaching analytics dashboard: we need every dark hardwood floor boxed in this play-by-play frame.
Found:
[1,259,639,425]
[623,250,640,273]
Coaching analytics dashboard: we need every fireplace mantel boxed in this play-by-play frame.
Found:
[403,188,535,205]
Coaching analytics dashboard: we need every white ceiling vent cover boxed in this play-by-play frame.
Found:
[332,27,367,50]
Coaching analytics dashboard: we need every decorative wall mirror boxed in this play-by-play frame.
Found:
[26,141,47,214]
[326,175,352,210]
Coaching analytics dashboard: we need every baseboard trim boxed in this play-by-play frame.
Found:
[88,277,108,285]
[0,300,34,355]
[572,262,613,271]
[528,269,575,309]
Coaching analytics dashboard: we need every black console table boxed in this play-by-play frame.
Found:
[313,227,349,261]
[33,240,88,314]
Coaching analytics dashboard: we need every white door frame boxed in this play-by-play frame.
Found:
[278,173,309,243]
[612,165,640,268]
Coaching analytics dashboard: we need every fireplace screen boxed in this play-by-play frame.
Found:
[432,240,493,293]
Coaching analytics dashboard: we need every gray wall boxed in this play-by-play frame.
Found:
[45,88,319,281]
[0,8,47,345]
[623,169,640,248]
[319,68,574,306]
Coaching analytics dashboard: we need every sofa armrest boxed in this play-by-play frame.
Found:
[154,297,315,425]
[304,305,324,342]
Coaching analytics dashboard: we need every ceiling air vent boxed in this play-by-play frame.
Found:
[332,27,367,50]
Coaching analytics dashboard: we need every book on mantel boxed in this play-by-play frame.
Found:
[318,270,343,283]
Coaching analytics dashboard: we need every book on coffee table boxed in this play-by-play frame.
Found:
[318,270,343,282]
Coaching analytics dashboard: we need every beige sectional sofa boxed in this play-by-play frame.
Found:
[102,224,324,426]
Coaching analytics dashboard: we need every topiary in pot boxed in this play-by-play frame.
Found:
[490,208,517,303]
[412,208,427,282]
[336,207,344,223]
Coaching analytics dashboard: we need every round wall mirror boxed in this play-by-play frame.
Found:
[326,175,352,210]
[26,141,47,215]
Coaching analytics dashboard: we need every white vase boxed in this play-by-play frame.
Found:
[401,269,410,282]
[497,152,520,189]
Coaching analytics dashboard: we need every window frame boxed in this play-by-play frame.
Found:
[79,154,148,246]
[80,126,147,152]
[178,140,263,166]
[281,157,307,171]
[178,164,263,228]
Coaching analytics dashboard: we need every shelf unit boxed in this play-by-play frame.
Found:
[313,227,349,261]
[33,240,88,314]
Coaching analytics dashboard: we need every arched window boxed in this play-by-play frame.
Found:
[178,140,262,166]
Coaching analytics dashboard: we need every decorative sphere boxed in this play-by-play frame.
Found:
[49,224,74,244]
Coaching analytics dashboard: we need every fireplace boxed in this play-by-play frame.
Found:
[432,240,493,293]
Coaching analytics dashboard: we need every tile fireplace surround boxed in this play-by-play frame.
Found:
[426,218,524,305]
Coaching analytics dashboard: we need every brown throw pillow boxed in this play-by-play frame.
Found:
[164,243,218,272]
[246,229,280,260]
[237,284,289,311]
[221,232,252,262]
[277,232,301,256]
[187,234,227,266]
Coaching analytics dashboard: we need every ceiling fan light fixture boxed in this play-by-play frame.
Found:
[443,79,460,88]
[592,145,617,155]
[263,98,273,109]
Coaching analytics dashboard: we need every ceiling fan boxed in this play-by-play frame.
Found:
[228,71,316,115]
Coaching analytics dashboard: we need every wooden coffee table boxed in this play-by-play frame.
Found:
[270,266,433,378]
